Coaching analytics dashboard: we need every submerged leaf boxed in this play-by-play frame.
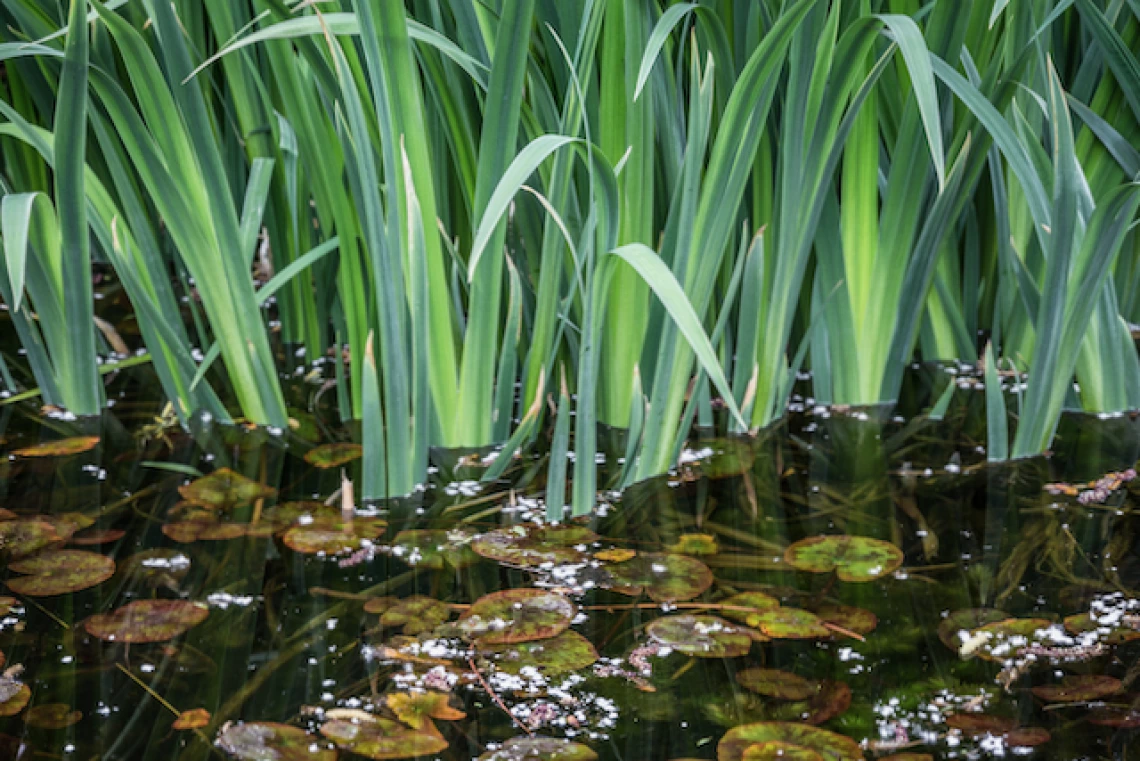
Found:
[218,721,336,761]
[173,708,211,730]
[458,589,575,645]
[6,549,114,596]
[85,600,209,643]
[320,717,448,759]
[487,630,599,676]
[391,529,478,569]
[12,436,99,458]
[736,669,817,700]
[472,524,597,569]
[178,468,276,509]
[606,553,713,602]
[24,703,81,729]
[477,736,598,760]
[386,691,465,729]
[304,442,363,468]
[647,615,752,658]
[783,535,904,582]
[1030,675,1122,702]
[717,722,863,761]
[162,521,247,543]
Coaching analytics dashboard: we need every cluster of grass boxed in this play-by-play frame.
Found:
[0,0,1138,514]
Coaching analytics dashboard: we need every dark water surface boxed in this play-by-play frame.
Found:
[1,365,1139,760]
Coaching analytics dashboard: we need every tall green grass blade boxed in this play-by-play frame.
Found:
[984,342,1009,461]
[545,368,571,522]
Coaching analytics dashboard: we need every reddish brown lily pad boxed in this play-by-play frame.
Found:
[379,596,451,635]
[178,468,276,509]
[1088,705,1140,728]
[791,681,852,725]
[813,604,877,636]
[0,509,15,520]
[304,442,363,469]
[282,517,386,556]
[477,737,598,760]
[945,713,1016,736]
[162,521,247,543]
[386,691,465,729]
[0,520,62,558]
[320,717,448,758]
[937,608,1010,652]
[458,589,575,645]
[718,722,863,761]
[12,436,99,458]
[0,684,30,717]
[391,529,479,570]
[219,721,336,761]
[736,669,817,700]
[606,553,713,602]
[488,630,599,676]
[1004,727,1051,747]
[24,703,81,729]
[70,528,126,546]
[750,608,831,639]
[173,708,211,730]
[646,615,752,658]
[783,535,904,582]
[595,548,636,563]
[1031,674,1122,702]
[85,599,209,643]
[741,742,823,761]
[472,524,597,569]
[6,549,114,596]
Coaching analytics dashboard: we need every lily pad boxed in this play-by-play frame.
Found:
[971,618,1054,662]
[750,608,831,639]
[606,553,714,602]
[813,605,877,636]
[173,708,211,730]
[667,534,719,556]
[1063,612,1140,644]
[646,615,752,658]
[472,524,597,569]
[720,592,781,627]
[386,691,465,729]
[0,684,30,717]
[1088,705,1140,727]
[262,501,336,529]
[945,713,1016,735]
[282,517,386,556]
[178,468,277,509]
[24,704,81,729]
[1004,727,1051,747]
[12,436,99,458]
[304,442,363,468]
[379,596,451,635]
[1030,674,1122,702]
[937,608,1010,652]
[391,529,479,570]
[85,600,209,643]
[320,717,448,759]
[6,549,115,596]
[783,535,904,582]
[477,737,598,761]
[488,630,599,676]
[736,669,817,700]
[741,742,823,761]
[0,520,62,558]
[595,548,637,563]
[787,681,851,725]
[218,721,336,761]
[162,521,247,543]
[717,722,863,761]
[458,588,575,645]
[0,598,14,616]
[70,528,126,546]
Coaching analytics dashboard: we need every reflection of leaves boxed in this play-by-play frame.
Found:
[386,691,465,729]
[783,535,903,582]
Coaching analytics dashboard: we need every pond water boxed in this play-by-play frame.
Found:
[0,364,1139,760]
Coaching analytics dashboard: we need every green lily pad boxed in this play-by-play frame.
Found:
[606,553,713,602]
[0,684,30,717]
[178,468,277,509]
[971,618,1054,662]
[458,589,575,645]
[320,717,448,759]
[717,722,863,761]
[0,520,62,558]
[783,535,904,582]
[667,534,719,556]
[736,669,817,700]
[477,737,598,761]
[1030,674,1122,702]
[472,524,597,569]
[391,529,479,570]
[85,599,209,643]
[379,596,451,635]
[6,549,115,596]
[386,691,465,729]
[24,703,81,729]
[487,630,599,676]
[282,517,386,556]
[937,608,1010,652]
[750,608,831,639]
[12,436,99,458]
[218,721,337,761]
[262,501,337,529]
[162,521,247,543]
[646,615,752,658]
[720,593,781,627]
[304,442,363,469]
[813,604,877,636]
[1063,612,1140,644]
[741,742,823,761]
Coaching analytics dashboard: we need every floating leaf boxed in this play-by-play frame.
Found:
[0,598,13,616]
[70,528,125,546]
[0,684,30,717]
[751,608,831,639]
[12,436,99,458]
[717,722,863,761]
[219,721,336,761]
[1088,705,1140,727]
[0,520,62,558]
[262,501,336,529]
[736,669,817,700]
[458,589,575,645]
[24,703,81,729]
[0,509,16,520]
[937,608,1009,652]
[162,521,247,543]
[386,691,465,730]
[741,742,823,761]
[472,524,597,569]
[1030,675,1122,702]
[595,548,637,563]
[282,517,386,556]
[477,736,598,761]
[667,534,719,556]
[40,513,93,542]
[945,713,1016,735]
[720,593,781,627]
[1003,727,1051,747]
[1063,612,1140,643]
[178,468,276,509]
[813,605,877,636]
[6,549,114,596]
[320,717,448,759]
[391,529,478,569]
[173,708,211,730]
[647,615,752,658]
[784,682,852,726]
[971,618,1054,662]
[680,438,754,479]
[304,442,363,468]
[85,600,209,643]
[607,553,713,602]
[379,596,451,635]
[488,630,599,676]
[783,535,904,582]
